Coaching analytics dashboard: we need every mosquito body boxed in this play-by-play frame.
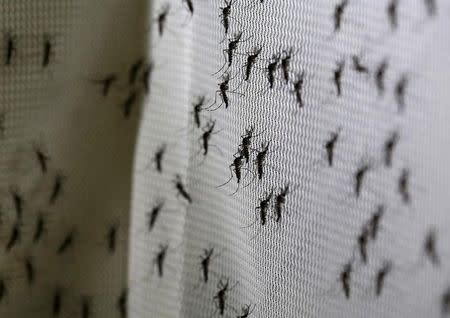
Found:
[6,223,20,252]
[174,175,192,203]
[154,144,167,173]
[293,72,305,108]
[107,224,118,254]
[129,58,144,85]
[155,244,169,277]
[340,263,352,299]
[192,96,206,128]
[395,75,407,112]
[255,142,270,180]
[368,205,384,240]
[384,132,398,167]
[245,47,262,81]
[256,191,273,226]
[201,120,216,156]
[375,60,388,96]
[50,174,65,205]
[355,164,370,198]
[424,229,439,266]
[122,91,138,118]
[200,248,214,283]
[334,0,349,32]
[57,232,74,255]
[352,55,368,74]
[35,146,50,174]
[376,262,392,297]
[334,60,345,96]
[157,5,170,37]
[398,168,410,204]
[5,34,15,66]
[274,186,289,223]
[267,54,281,89]
[358,226,369,263]
[325,131,340,167]
[148,201,164,232]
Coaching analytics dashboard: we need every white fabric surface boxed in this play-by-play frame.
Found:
[1,0,450,317]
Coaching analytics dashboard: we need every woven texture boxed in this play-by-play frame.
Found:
[130,0,450,317]
[1,0,450,317]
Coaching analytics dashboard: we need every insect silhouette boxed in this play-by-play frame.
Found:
[293,72,305,108]
[34,145,50,174]
[334,0,349,32]
[53,288,62,317]
[157,5,170,37]
[182,0,194,15]
[387,0,398,30]
[42,35,52,68]
[255,142,271,180]
[81,297,91,318]
[274,185,289,223]
[325,130,340,166]
[57,232,74,254]
[358,226,370,263]
[231,151,245,184]
[153,144,166,173]
[281,48,293,83]
[240,126,255,163]
[50,173,65,205]
[142,63,153,94]
[225,31,243,69]
[174,174,192,203]
[267,53,281,89]
[155,244,169,277]
[352,55,368,74]
[217,150,245,193]
[192,95,206,128]
[375,59,388,96]
[107,224,118,254]
[245,47,262,81]
[5,33,15,65]
[212,73,231,109]
[200,248,214,283]
[93,74,117,97]
[25,258,34,285]
[334,60,345,96]
[122,90,138,119]
[0,112,5,137]
[220,0,233,35]
[148,201,164,232]
[256,190,273,226]
[6,222,20,252]
[384,132,398,167]
[442,288,450,316]
[33,214,45,243]
[10,188,23,220]
[355,164,370,198]
[237,304,255,318]
[129,58,143,85]
[117,288,127,318]
[375,262,392,297]
[213,279,234,316]
[368,205,384,240]
[424,229,439,266]
[424,0,436,17]
[395,75,407,112]
[340,263,352,299]
[200,120,218,156]
[0,279,5,304]
[398,168,410,204]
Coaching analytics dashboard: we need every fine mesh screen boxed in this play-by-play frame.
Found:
[0,0,449,317]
